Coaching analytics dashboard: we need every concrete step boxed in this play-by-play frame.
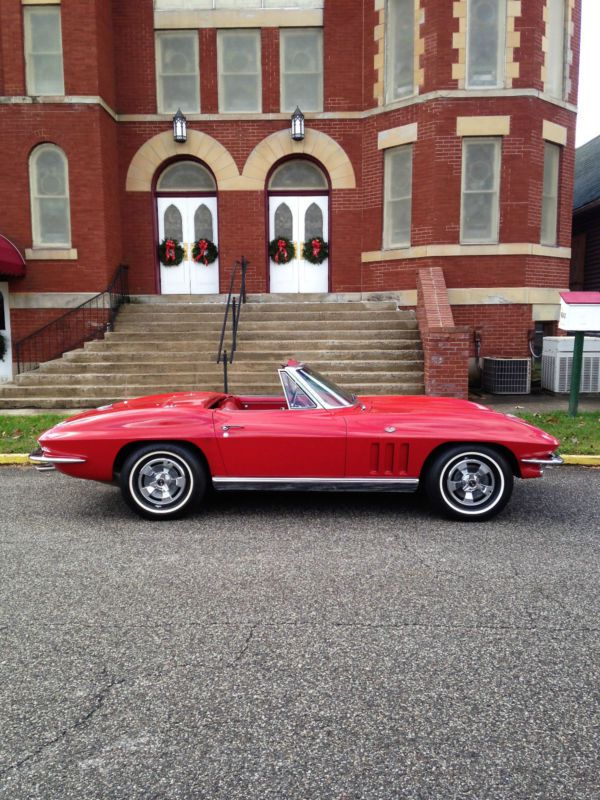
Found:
[59,345,423,364]
[36,358,422,376]
[121,304,413,319]
[83,337,418,354]
[124,299,403,313]
[12,367,424,389]
[0,377,425,399]
[105,327,417,342]
[0,382,426,410]
[114,315,416,330]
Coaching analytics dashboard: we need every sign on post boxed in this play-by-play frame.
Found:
[558,292,600,417]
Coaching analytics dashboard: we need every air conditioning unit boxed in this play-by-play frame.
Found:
[482,357,532,394]
[541,336,600,393]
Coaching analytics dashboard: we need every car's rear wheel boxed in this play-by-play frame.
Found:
[424,445,513,521]
[120,443,206,520]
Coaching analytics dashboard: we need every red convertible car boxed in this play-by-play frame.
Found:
[31,361,562,522]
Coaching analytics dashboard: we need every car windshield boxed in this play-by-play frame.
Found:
[297,367,356,407]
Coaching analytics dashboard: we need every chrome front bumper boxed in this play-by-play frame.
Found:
[30,448,86,472]
[521,455,564,466]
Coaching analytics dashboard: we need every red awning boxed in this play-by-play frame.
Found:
[0,234,26,279]
[560,291,600,305]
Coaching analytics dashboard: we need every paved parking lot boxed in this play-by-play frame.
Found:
[1,466,599,799]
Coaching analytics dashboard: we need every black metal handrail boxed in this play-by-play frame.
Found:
[15,264,129,375]
[216,256,248,393]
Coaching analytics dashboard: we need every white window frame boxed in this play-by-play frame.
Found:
[383,145,413,249]
[466,0,507,89]
[23,5,65,96]
[279,28,323,112]
[155,30,200,114]
[29,144,71,248]
[385,0,416,103]
[546,0,567,99]
[541,142,560,246]
[460,137,502,245]
[217,29,262,113]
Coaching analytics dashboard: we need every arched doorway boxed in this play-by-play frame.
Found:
[155,160,219,294]
[268,159,329,293]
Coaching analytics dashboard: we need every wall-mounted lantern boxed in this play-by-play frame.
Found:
[172,108,187,143]
[291,106,305,141]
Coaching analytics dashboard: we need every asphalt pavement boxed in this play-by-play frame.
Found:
[1,466,599,799]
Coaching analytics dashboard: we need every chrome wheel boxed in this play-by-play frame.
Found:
[136,457,189,508]
[425,446,513,521]
[443,456,497,509]
[120,444,206,520]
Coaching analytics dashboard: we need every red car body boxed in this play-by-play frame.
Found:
[33,363,561,521]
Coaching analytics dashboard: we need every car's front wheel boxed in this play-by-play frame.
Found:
[120,443,206,520]
[424,445,514,521]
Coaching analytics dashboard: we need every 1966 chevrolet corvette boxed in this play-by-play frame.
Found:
[31,361,562,522]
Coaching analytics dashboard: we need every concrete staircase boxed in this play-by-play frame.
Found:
[0,295,424,409]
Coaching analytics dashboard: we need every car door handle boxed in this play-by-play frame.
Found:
[222,425,244,431]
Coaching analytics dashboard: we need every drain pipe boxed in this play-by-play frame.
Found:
[471,329,483,392]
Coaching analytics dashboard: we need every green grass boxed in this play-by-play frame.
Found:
[0,414,69,454]
[517,411,600,455]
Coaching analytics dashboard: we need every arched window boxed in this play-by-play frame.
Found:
[157,161,216,192]
[274,202,293,239]
[269,159,327,190]
[304,202,323,239]
[29,144,71,247]
[163,204,183,240]
[194,204,214,241]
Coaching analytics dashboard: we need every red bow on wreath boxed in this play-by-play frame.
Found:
[311,238,322,259]
[275,239,289,264]
[165,239,176,263]
[194,239,209,265]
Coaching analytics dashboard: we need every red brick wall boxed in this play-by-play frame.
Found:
[111,0,156,113]
[453,305,533,359]
[0,1,25,95]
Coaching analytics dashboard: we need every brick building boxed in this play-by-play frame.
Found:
[0,0,580,390]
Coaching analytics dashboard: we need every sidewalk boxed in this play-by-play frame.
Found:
[470,390,600,415]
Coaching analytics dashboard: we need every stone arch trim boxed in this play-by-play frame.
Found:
[242,129,356,190]
[126,130,239,192]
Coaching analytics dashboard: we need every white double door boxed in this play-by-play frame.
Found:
[269,195,329,293]
[157,196,219,294]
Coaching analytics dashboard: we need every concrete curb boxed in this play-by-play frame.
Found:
[0,454,34,465]
[1,453,599,467]
[561,455,600,466]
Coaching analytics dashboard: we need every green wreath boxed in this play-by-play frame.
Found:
[158,237,185,267]
[302,237,329,264]
[191,238,219,266]
[269,237,295,264]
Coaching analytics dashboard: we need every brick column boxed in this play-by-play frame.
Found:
[416,266,470,398]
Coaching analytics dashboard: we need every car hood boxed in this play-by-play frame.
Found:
[359,395,559,448]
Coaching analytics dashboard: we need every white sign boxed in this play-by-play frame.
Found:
[558,292,600,332]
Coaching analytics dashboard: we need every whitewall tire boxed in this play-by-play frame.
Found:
[424,445,514,521]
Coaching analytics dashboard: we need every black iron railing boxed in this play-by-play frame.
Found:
[15,264,129,375]
[216,256,248,392]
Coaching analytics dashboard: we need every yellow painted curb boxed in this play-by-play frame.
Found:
[0,454,33,465]
[561,454,600,466]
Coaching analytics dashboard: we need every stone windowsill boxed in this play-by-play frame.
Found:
[25,248,78,261]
